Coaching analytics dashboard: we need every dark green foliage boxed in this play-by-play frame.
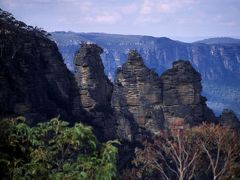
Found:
[0,117,119,179]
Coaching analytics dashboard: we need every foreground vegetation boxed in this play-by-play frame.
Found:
[123,124,240,180]
[1,117,240,180]
[0,117,119,180]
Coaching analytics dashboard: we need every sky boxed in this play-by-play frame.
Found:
[1,0,240,41]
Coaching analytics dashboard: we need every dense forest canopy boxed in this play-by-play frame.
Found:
[0,117,119,179]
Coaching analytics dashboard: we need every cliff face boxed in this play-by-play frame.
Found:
[160,61,216,130]
[74,43,113,111]
[52,32,240,83]
[1,8,239,176]
[51,32,240,117]
[220,109,240,131]
[112,51,217,141]
[74,43,116,140]
[111,50,164,141]
[1,8,239,142]
[0,9,83,123]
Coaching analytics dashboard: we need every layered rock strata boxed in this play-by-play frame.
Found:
[74,42,113,111]
[112,53,218,141]
[1,8,239,145]
[220,109,240,131]
[111,50,164,141]
[160,60,216,130]
[74,42,116,140]
[0,10,83,123]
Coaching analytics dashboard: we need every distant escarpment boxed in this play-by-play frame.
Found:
[1,9,240,177]
[51,32,240,117]
[0,8,239,142]
[0,9,84,123]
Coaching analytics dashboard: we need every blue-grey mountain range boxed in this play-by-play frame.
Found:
[51,32,240,117]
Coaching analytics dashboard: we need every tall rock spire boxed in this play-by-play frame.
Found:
[160,60,216,130]
[74,42,113,111]
[112,50,164,141]
[74,42,116,140]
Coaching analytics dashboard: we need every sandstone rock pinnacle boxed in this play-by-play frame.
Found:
[112,50,164,141]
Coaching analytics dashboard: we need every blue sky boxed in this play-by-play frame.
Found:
[1,0,240,41]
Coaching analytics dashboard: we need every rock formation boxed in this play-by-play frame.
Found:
[74,42,113,111]
[160,60,217,130]
[0,9,84,123]
[112,53,218,141]
[74,42,116,140]
[1,10,239,174]
[1,8,239,144]
[111,50,164,141]
[52,32,240,118]
[220,109,240,131]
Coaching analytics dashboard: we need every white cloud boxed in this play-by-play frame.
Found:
[135,16,162,24]
[140,0,152,15]
[157,3,172,13]
[0,0,18,8]
[139,0,198,15]
[95,14,121,24]
[84,13,122,25]
[2,0,239,36]
[156,0,198,13]
[78,2,93,13]
[120,3,138,15]
[135,0,199,24]
[224,21,237,27]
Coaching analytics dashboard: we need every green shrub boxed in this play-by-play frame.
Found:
[0,117,119,180]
